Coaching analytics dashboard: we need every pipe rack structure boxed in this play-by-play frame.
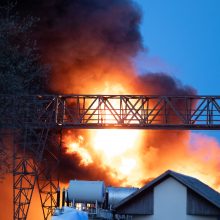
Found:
[0,94,220,220]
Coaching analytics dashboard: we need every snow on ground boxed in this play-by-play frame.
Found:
[52,207,88,220]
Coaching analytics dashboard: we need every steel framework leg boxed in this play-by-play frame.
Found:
[13,126,51,220]
[13,156,37,220]
[13,96,58,220]
[37,130,63,219]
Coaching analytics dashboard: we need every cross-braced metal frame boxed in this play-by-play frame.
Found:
[59,95,220,129]
[0,95,63,220]
[0,94,220,220]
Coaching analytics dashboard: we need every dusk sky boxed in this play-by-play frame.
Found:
[135,0,220,141]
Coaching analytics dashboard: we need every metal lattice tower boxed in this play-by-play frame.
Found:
[1,94,220,220]
[37,131,63,219]
[0,96,63,220]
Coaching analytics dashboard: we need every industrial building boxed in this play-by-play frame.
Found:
[53,170,220,220]
[115,170,220,220]
[53,180,138,220]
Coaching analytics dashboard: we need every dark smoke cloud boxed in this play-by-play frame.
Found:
[11,0,197,186]
[9,0,145,184]
[15,0,143,94]
[18,0,142,56]
[137,72,196,95]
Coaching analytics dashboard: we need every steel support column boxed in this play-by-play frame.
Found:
[37,129,63,219]
[11,96,58,220]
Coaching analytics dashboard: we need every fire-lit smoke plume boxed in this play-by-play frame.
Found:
[1,2,219,220]
[12,0,220,190]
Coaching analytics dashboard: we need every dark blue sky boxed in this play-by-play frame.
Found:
[135,0,220,94]
[135,0,220,140]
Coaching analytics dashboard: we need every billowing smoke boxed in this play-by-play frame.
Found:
[57,74,199,187]
[1,1,220,220]
[15,0,142,94]
[137,73,195,95]
[0,0,217,189]
[10,0,220,189]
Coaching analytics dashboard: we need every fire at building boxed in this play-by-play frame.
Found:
[0,0,220,220]
[6,0,218,191]
[52,171,220,220]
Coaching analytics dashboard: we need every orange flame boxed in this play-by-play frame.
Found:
[65,134,93,166]
[48,28,220,191]
[63,84,220,190]
[63,84,145,186]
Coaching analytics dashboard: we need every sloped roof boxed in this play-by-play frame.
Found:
[114,170,220,209]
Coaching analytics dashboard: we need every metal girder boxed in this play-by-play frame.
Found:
[2,95,220,130]
[0,95,62,220]
[13,156,36,220]
[37,130,62,220]
[2,96,59,220]
[58,95,220,130]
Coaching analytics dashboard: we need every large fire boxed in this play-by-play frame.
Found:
[64,129,144,186]
[1,1,219,220]
[62,83,220,191]
[63,128,220,190]
[9,0,219,193]
[62,83,145,186]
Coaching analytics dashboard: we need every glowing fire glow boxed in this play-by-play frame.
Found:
[91,129,143,184]
[65,135,93,166]
[92,130,140,158]
[64,83,145,186]
[63,84,220,190]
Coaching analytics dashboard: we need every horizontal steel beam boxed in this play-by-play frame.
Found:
[60,124,220,130]
[1,95,220,130]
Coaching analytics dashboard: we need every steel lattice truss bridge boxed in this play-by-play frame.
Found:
[0,94,220,220]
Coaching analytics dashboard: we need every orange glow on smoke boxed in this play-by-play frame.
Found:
[184,133,220,191]
[91,129,143,184]
[64,129,144,186]
[61,74,220,191]
[65,134,93,166]
[63,83,145,186]
[64,129,220,190]
[49,44,220,190]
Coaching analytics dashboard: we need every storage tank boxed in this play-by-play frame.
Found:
[68,180,105,203]
[107,187,138,206]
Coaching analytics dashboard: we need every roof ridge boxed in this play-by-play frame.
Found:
[168,170,220,208]
[114,170,220,209]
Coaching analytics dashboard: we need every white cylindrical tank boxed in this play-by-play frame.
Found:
[107,187,138,206]
[68,180,105,203]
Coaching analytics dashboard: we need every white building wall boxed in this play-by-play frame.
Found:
[133,177,217,220]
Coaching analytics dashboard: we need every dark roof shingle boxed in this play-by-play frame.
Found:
[114,170,220,209]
